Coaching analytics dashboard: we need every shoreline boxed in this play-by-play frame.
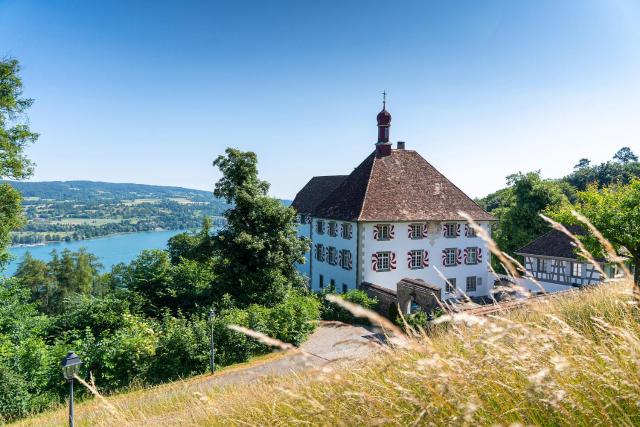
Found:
[9,228,187,249]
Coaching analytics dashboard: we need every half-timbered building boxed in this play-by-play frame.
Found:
[291,100,496,300]
[515,226,617,293]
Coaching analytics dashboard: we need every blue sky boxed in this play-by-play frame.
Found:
[1,0,639,199]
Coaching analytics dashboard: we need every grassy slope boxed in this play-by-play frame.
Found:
[14,281,640,426]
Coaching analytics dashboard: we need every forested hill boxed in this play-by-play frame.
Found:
[5,180,215,202]
[3,180,232,245]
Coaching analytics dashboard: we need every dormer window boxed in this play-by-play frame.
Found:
[328,221,338,237]
[316,220,325,235]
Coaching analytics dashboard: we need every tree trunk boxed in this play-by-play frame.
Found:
[634,256,640,287]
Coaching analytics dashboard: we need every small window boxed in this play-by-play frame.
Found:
[315,244,325,262]
[330,279,336,289]
[375,224,390,240]
[340,249,352,270]
[327,246,338,265]
[466,247,478,265]
[328,222,338,237]
[319,274,324,289]
[377,252,390,271]
[467,225,477,238]
[409,250,424,269]
[409,224,423,239]
[446,278,457,293]
[342,283,348,293]
[444,223,457,238]
[316,220,325,235]
[572,262,582,277]
[537,258,547,272]
[444,248,457,267]
[341,223,352,239]
[466,276,477,292]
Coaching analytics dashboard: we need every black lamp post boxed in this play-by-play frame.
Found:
[209,308,216,374]
[61,351,82,427]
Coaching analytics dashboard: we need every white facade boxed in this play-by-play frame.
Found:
[519,255,604,294]
[295,215,312,280]
[296,217,493,299]
[359,221,492,300]
[308,218,358,293]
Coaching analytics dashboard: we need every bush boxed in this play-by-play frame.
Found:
[320,288,378,324]
[398,308,444,331]
[149,315,210,383]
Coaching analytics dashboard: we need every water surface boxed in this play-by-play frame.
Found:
[4,230,184,276]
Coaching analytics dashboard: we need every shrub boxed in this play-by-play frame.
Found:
[320,289,377,324]
[149,316,210,383]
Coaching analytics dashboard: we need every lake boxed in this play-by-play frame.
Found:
[4,230,184,277]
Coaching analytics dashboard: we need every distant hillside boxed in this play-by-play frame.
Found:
[4,180,215,202]
[3,180,231,245]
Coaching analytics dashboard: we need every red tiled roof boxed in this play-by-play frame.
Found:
[312,149,496,222]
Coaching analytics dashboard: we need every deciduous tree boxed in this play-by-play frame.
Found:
[212,148,307,306]
[0,59,38,267]
[550,179,640,285]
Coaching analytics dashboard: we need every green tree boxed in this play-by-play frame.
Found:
[614,147,638,164]
[0,59,39,267]
[167,217,216,264]
[14,252,56,313]
[574,158,591,169]
[491,172,569,262]
[123,249,174,317]
[550,179,640,285]
[212,148,308,306]
[0,278,54,421]
[15,249,102,314]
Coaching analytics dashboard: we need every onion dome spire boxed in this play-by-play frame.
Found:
[377,91,391,143]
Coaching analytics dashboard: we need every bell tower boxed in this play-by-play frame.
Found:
[376,91,392,156]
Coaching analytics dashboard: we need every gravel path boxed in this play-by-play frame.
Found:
[197,321,386,389]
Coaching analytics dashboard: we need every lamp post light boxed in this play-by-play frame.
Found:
[209,308,216,374]
[61,351,82,427]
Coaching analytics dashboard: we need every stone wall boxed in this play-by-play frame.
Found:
[362,278,442,319]
[361,282,398,319]
[396,278,441,315]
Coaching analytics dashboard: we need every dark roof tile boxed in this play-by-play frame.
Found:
[515,226,605,261]
[312,149,495,222]
[291,175,347,214]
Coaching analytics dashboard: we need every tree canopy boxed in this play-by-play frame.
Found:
[212,148,308,306]
[0,58,38,266]
[487,171,569,262]
[550,179,640,285]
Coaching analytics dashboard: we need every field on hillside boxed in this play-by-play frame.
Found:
[3,181,230,245]
[15,280,640,427]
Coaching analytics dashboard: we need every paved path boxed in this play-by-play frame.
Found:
[196,321,385,389]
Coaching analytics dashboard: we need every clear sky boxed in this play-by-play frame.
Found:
[1,0,639,199]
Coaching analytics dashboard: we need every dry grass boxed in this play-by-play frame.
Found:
[14,216,640,426]
[13,280,640,426]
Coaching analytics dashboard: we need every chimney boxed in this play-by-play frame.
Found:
[397,141,405,150]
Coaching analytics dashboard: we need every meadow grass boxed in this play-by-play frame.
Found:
[13,279,640,426]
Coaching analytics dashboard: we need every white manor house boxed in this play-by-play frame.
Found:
[292,101,496,300]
